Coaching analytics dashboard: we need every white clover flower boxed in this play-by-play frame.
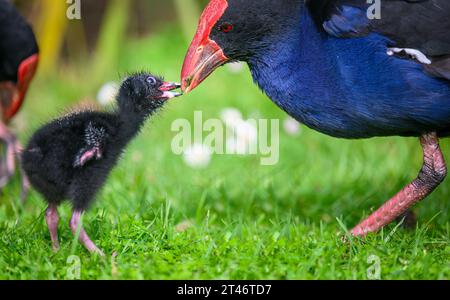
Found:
[227,120,258,155]
[283,117,301,136]
[97,82,119,106]
[220,107,243,127]
[183,143,212,169]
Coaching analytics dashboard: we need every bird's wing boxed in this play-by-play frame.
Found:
[73,122,107,168]
[308,0,450,80]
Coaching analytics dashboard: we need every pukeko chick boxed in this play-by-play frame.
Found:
[181,0,450,237]
[0,0,39,197]
[22,73,181,254]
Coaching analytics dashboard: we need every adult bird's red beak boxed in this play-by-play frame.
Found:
[181,0,230,93]
[2,54,39,121]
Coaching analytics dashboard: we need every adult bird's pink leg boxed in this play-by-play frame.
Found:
[351,132,447,236]
[0,155,5,181]
[14,141,30,202]
[70,210,104,256]
[45,204,60,252]
[0,121,16,188]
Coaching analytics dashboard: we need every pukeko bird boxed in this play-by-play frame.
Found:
[22,73,181,254]
[181,0,450,237]
[0,0,39,197]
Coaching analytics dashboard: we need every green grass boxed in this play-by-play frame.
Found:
[0,27,449,280]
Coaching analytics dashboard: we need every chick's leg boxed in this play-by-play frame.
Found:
[45,204,60,252]
[70,210,104,256]
[351,132,447,236]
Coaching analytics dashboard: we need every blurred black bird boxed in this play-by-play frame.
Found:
[21,73,181,255]
[0,0,39,198]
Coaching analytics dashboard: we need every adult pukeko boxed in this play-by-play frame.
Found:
[22,73,181,255]
[0,0,39,197]
[181,0,450,237]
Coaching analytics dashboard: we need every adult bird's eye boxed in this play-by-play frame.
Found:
[146,76,157,85]
[218,23,233,33]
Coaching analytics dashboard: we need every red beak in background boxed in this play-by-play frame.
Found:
[181,0,230,93]
[2,54,39,121]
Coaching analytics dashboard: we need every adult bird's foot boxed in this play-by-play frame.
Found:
[351,133,447,237]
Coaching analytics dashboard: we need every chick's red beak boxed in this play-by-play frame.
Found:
[158,82,182,99]
[2,54,39,120]
[159,81,181,91]
[181,0,230,93]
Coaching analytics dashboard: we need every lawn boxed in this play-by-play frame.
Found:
[0,28,449,280]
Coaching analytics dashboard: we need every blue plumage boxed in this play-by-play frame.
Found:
[322,5,369,38]
[249,8,450,139]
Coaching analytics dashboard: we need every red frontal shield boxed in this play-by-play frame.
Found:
[181,0,230,93]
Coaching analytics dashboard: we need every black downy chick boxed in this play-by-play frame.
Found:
[21,73,181,255]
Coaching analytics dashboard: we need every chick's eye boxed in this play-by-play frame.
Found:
[218,23,233,33]
[146,76,157,85]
